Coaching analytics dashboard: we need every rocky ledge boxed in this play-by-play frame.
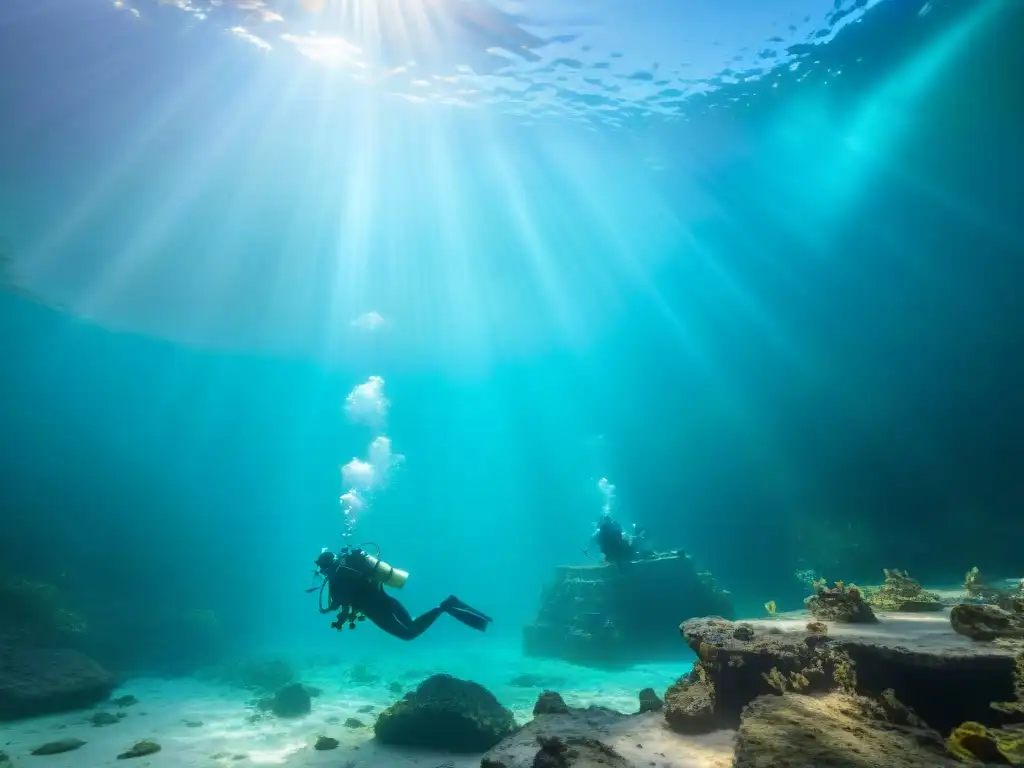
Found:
[663,609,1024,766]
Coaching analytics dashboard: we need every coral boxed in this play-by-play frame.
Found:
[761,667,810,694]
[806,621,828,635]
[947,721,1024,765]
[964,567,1000,600]
[374,674,516,752]
[963,568,1024,615]
[831,654,857,692]
[805,579,878,623]
[991,651,1024,716]
[868,569,943,612]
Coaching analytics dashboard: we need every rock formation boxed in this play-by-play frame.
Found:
[676,612,1020,734]
[804,579,877,623]
[256,682,311,718]
[0,646,116,720]
[523,550,733,668]
[654,608,1024,765]
[866,569,943,612]
[374,674,517,752]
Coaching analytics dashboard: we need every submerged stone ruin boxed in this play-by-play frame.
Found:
[523,549,734,668]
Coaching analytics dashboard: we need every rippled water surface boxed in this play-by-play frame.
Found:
[109,0,890,125]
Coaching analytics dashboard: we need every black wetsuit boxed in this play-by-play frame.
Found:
[597,518,635,566]
[323,552,491,641]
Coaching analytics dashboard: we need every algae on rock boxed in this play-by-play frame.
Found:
[804,579,878,623]
[867,569,943,612]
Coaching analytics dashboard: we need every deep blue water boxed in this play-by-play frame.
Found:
[1,0,1022,673]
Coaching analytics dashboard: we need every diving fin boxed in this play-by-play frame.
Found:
[443,595,492,631]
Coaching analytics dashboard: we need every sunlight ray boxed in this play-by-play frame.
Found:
[24,49,235,278]
[482,139,579,346]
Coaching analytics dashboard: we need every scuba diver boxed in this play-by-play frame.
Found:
[311,545,492,640]
[593,515,650,566]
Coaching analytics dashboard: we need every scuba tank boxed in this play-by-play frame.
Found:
[348,547,409,589]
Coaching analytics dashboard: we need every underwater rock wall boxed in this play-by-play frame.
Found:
[523,550,733,668]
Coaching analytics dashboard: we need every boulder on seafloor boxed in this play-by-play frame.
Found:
[314,736,339,751]
[116,740,160,760]
[947,720,1024,764]
[89,711,121,726]
[257,682,311,718]
[637,687,663,713]
[0,647,116,721]
[30,738,86,756]
[679,612,1019,737]
[950,602,1024,641]
[804,580,877,623]
[733,691,958,767]
[523,549,733,668]
[373,674,516,753]
[866,569,943,612]
[664,670,717,734]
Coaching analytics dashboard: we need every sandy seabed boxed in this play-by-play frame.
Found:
[0,642,735,767]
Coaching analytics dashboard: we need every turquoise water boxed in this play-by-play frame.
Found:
[1,0,1022,748]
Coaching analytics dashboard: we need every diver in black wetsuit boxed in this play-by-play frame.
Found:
[595,516,635,566]
[312,548,492,640]
[594,515,653,567]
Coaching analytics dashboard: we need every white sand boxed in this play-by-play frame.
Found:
[0,643,719,767]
